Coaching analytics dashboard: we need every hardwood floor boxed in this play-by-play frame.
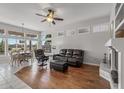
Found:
[15,64,110,89]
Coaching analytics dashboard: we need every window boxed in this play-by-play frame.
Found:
[26,40,31,50]
[32,40,38,50]
[0,38,5,55]
[17,39,24,50]
[0,29,4,35]
[26,34,37,39]
[8,38,16,51]
[8,38,24,51]
[0,29,39,55]
[93,23,109,32]
[8,31,24,37]
[45,34,52,38]
[26,40,38,51]
[78,28,89,34]
[43,40,52,53]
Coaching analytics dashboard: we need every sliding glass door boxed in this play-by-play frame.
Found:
[26,40,38,51]
[8,38,16,51]
[17,39,24,50]
[32,40,38,50]
[0,29,40,56]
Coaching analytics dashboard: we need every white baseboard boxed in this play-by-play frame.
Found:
[83,62,99,66]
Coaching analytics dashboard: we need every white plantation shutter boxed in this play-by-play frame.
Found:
[93,23,109,32]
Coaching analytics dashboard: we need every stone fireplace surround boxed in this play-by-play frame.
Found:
[104,38,124,89]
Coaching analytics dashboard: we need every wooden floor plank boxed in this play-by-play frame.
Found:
[15,64,110,89]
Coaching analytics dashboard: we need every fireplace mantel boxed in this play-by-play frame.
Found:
[105,38,124,51]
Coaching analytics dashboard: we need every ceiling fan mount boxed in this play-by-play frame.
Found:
[36,9,64,25]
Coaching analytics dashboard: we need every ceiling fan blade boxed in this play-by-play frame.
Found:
[41,19,46,22]
[52,21,56,25]
[54,17,64,21]
[36,13,46,17]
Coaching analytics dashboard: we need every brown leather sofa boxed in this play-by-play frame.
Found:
[53,49,84,67]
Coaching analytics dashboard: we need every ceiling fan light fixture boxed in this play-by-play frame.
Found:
[46,17,53,22]
[36,9,63,25]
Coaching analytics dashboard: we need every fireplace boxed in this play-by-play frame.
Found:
[105,38,124,88]
[115,51,118,70]
[108,46,118,86]
[108,46,118,71]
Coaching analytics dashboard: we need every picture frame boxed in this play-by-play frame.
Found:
[57,31,65,37]
[77,26,90,34]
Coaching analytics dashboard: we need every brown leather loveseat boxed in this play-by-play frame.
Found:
[53,49,84,67]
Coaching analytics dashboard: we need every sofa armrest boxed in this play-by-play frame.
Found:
[53,54,61,56]
[53,54,60,60]
[72,55,83,59]
[53,54,60,57]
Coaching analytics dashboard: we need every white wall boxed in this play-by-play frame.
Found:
[50,15,110,31]
[52,32,110,65]
[46,15,110,65]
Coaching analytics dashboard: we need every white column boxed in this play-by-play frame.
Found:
[37,32,42,49]
[4,29,8,56]
[118,52,124,89]
[24,32,26,51]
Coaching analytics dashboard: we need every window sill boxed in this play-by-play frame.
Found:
[0,55,9,57]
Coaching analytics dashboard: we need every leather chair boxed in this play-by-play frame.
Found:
[53,49,84,67]
[34,49,49,66]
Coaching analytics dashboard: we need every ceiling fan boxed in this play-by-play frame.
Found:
[36,9,64,25]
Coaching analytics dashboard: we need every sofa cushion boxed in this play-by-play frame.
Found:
[60,49,67,54]
[73,50,82,56]
[54,56,67,62]
[68,57,82,62]
[73,50,84,58]
[66,49,73,57]
[60,56,68,62]
[68,57,82,67]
